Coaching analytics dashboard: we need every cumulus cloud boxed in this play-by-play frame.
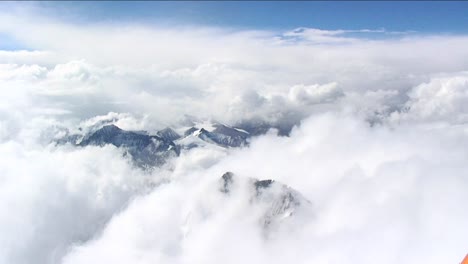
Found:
[288,82,343,105]
[0,143,169,264]
[55,114,468,264]
[2,4,468,264]
[393,72,468,124]
[2,6,468,128]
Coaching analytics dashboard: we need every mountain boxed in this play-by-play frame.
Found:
[156,127,181,141]
[79,124,180,168]
[56,120,282,168]
[180,123,250,148]
[235,119,296,136]
[210,124,250,147]
[220,172,312,230]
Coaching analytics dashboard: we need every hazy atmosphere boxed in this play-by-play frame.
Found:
[1,2,468,264]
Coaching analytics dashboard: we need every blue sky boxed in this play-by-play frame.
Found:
[33,1,468,33]
[2,1,468,50]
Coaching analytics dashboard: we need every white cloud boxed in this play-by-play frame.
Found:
[0,142,168,264]
[0,50,58,66]
[393,72,468,124]
[280,27,415,45]
[288,82,343,105]
[58,114,468,264]
[1,6,468,264]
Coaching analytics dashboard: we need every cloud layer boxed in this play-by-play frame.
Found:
[2,5,468,264]
[60,114,468,264]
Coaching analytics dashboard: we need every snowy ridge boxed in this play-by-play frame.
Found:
[57,121,278,168]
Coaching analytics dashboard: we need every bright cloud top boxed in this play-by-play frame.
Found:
[1,5,468,264]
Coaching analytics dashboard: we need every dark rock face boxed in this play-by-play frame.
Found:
[254,179,274,190]
[210,124,249,147]
[235,119,296,136]
[235,122,273,136]
[183,127,199,137]
[79,125,180,168]
[156,127,181,142]
[220,172,234,193]
[80,125,149,148]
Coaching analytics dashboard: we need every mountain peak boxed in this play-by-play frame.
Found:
[156,127,181,141]
[218,172,312,230]
[78,124,179,168]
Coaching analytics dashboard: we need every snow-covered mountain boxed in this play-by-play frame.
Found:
[58,121,273,168]
[179,123,249,149]
[219,172,312,230]
[180,171,312,241]
[78,124,180,168]
[156,127,182,142]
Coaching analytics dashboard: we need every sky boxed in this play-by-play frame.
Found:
[34,1,468,32]
[2,2,468,264]
[3,1,468,50]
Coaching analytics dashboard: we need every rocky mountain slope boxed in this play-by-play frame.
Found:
[58,121,267,168]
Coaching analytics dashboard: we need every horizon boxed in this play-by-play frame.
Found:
[2,2,468,264]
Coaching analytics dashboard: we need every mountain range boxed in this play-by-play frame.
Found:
[58,121,264,168]
[57,121,311,232]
